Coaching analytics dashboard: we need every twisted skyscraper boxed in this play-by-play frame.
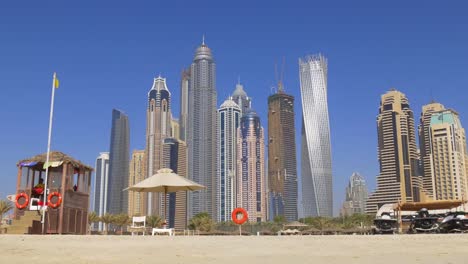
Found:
[187,38,217,220]
[299,54,333,217]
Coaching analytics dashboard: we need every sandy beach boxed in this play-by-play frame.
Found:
[0,234,467,264]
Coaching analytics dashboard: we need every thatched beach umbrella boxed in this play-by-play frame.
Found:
[125,168,205,225]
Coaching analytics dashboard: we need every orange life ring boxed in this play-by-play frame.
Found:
[47,192,62,209]
[15,192,29,210]
[231,208,248,225]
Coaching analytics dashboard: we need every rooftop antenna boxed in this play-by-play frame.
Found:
[430,87,435,103]
[202,34,205,45]
[274,59,279,91]
[238,75,241,85]
[279,56,285,93]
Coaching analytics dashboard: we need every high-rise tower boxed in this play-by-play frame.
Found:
[145,76,172,215]
[429,109,468,200]
[340,172,368,216]
[162,138,188,229]
[179,69,190,141]
[231,82,251,115]
[107,109,130,214]
[299,54,333,217]
[217,99,241,222]
[267,83,297,221]
[237,109,267,222]
[128,150,146,216]
[419,102,445,198]
[93,152,109,231]
[366,90,421,214]
[187,38,217,220]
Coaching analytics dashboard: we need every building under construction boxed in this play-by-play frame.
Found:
[268,83,298,221]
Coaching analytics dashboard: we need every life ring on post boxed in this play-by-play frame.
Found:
[231,208,248,225]
[47,192,62,209]
[15,192,29,210]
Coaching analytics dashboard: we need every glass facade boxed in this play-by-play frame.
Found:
[187,41,217,220]
[107,109,130,214]
[299,54,333,217]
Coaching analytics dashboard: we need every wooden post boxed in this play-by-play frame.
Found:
[14,166,22,219]
[58,163,68,234]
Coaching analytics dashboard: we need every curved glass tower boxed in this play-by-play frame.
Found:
[299,54,333,217]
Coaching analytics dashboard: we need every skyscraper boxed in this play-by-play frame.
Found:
[171,118,180,140]
[107,109,130,214]
[179,69,190,141]
[340,172,368,216]
[419,102,446,198]
[429,109,468,200]
[145,76,172,215]
[162,138,188,229]
[217,98,241,222]
[267,84,297,221]
[128,150,146,216]
[299,54,333,217]
[93,152,109,231]
[366,90,421,214]
[231,82,251,115]
[187,38,217,220]
[237,109,267,222]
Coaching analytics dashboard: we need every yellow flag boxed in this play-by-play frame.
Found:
[54,75,59,89]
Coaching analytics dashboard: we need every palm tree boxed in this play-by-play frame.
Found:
[189,212,214,232]
[113,214,130,235]
[0,200,13,232]
[0,200,13,219]
[146,215,163,228]
[100,213,114,235]
[87,212,100,234]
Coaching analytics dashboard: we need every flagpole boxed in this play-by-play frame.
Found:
[41,72,57,234]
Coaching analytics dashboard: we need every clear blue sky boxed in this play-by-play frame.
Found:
[1,1,467,216]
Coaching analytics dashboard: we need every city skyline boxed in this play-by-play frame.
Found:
[2,2,468,216]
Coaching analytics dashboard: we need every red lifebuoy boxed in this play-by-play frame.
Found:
[15,193,29,210]
[231,208,248,225]
[47,192,62,209]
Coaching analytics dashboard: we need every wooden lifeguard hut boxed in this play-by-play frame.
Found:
[12,151,93,234]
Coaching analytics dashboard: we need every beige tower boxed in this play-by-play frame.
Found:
[145,76,172,215]
[419,102,446,198]
[429,109,468,200]
[171,118,180,140]
[237,110,267,222]
[128,150,146,216]
[366,89,422,214]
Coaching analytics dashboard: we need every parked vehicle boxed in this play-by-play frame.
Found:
[372,213,398,234]
[439,212,468,233]
[408,208,439,233]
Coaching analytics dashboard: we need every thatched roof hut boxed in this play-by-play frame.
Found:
[18,151,93,171]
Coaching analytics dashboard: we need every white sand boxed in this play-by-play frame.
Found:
[0,234,466,264]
